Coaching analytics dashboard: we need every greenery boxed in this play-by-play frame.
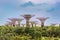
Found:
[0,26,60,40]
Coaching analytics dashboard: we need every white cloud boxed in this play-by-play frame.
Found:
[0,0,60,5]
[0,0,60,6]
[18,0,60,4]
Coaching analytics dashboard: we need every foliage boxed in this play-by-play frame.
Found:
[0,26,60,40]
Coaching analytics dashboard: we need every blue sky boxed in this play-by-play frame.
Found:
[0,0,60,25]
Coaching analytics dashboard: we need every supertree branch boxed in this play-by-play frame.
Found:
[21,14,35,27]
[37,17,49,27]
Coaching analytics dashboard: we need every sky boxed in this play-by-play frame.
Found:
[0,0,60,26]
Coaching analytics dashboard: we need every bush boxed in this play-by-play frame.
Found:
[0,26,60,40]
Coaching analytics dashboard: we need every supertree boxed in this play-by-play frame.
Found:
[51,23,56,26]
[6,21,13,26]
[37,17,49,27]
[21,14,35,27]
[21,24,25,27]
[8,18,17,26]
[16,18,23,27]
[5,23,9,26]
[30,21,38,27]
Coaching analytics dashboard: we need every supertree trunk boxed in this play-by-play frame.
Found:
[26,19,30,27]
[31,24,33,27]
[18,21,20,27]
[41,22,44,27]
[12,21,16,27]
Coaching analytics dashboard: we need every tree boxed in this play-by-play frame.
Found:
[50,23,56,27]
[5,23,9,26]
[6,21,13,26]
[21,14,35,27]
[8,18,17,27]
[21,24,25,27]
[37,17,49,27]
[16,18,23,27]
[30,21,38,27]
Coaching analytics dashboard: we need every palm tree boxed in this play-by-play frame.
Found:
[21,14,35,27]
[8,18,17,27]
[37,17,49,27]
[16,18,23,27]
